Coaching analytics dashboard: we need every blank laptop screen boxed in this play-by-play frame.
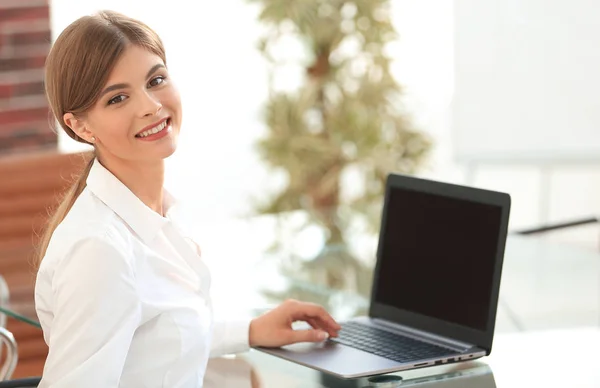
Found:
[374,185,502,331]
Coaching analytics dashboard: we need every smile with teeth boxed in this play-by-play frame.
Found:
[136,119,168,138]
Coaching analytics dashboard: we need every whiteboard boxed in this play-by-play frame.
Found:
[453,0,600,164]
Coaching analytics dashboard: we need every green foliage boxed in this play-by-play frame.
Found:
[249,0,432,311]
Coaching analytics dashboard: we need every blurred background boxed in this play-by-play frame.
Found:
[1,0,600,379]
[47,0,600,245]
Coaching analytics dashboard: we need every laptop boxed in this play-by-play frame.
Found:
[256,173,511,379]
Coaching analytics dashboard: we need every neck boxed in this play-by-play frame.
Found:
[97,155,166,216]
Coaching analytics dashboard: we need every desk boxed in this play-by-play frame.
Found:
[205,328,599,387]
[488,328,600,387]
[205,351,495,387]
[0,234,599,383]
[497,235,600,331]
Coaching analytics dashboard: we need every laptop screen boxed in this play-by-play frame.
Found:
[373,185,503,332]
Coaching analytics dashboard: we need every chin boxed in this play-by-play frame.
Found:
[159,142,178,159]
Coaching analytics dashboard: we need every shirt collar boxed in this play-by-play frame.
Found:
[86,158,178,243]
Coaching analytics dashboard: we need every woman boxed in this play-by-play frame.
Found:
[34,10,340,388]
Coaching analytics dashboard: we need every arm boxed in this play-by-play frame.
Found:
[209,299,344,356]
[40,236,142,388]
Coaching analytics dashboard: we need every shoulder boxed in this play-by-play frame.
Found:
[39,189,137,274]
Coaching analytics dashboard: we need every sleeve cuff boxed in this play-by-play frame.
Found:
[211,318,252,357]
[226,318,252,354]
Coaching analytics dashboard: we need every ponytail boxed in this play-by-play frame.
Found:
[34,153,95,267]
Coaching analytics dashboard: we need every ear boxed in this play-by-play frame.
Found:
[63,112,95,143]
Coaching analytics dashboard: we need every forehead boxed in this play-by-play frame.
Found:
[105,45,164,83]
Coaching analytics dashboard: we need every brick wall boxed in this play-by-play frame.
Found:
[0,0,56,155]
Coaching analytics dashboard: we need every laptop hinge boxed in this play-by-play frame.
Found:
[371,318,476,352]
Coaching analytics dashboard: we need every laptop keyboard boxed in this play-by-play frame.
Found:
[330,321,457,364]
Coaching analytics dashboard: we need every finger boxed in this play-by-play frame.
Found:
[306,317,319,330]
[310,318,339,337]
[288,301,338,326]
[289,302,341,332]
[307,315,340,337]
[289,329,329,344]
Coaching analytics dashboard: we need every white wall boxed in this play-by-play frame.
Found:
[454,0,600,161]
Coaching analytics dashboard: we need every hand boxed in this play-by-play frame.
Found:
[249,299,341,348]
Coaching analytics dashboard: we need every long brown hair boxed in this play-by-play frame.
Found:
[36,10,166,266]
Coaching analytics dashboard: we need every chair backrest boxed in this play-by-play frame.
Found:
[0,327,17,381]
[0,377,40,387]
[0,150,89,377]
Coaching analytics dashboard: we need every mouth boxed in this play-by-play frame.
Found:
[135,117,171,138]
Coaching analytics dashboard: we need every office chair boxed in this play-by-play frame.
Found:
[0,327,17,381]
[0,378,40,388]
[0,326,42,386]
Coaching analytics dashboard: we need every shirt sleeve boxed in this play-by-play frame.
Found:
[39,236,142,388]
[209,319,252,358]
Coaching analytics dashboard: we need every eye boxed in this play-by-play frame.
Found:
[108,94,127,105]
[149,75,166,87]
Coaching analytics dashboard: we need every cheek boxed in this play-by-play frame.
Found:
[162,85,182,117]
[90,111,135,143]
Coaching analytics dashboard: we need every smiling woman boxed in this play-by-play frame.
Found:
[34,10,340,388]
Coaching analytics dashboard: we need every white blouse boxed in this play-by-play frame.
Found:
[35,159,250,388]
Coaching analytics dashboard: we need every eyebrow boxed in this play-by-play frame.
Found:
[99,63,166,98]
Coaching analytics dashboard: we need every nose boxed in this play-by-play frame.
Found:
[140,90,162,117]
